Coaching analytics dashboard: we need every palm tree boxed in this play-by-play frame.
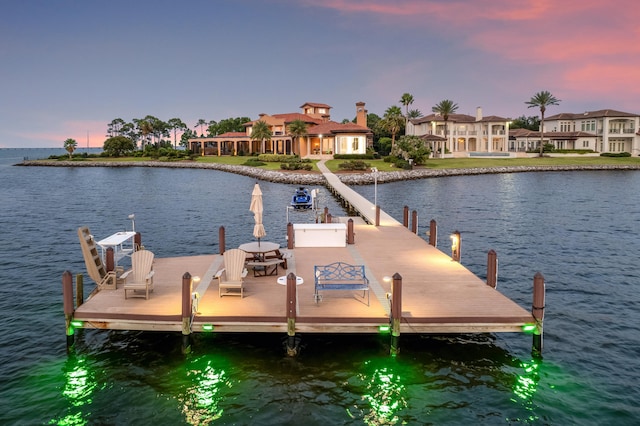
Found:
[379,105,404,150]
[63,138,77,159]
[250,120,272,154]
[432,99,459,158]
[407,109,423,120]
[288,119,307,156]
[399,93,414,127]
[526,91,561,157]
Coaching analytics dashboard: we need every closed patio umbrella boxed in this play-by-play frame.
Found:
[250,183,266,246]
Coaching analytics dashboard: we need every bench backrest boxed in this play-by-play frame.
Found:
[314,262,367,282]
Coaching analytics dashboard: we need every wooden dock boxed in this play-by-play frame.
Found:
[66,162,543,353]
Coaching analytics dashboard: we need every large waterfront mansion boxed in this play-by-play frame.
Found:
[407,107,640,157]
[189,101,640,158]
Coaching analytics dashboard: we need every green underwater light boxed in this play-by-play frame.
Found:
[521,324,537,333]
[202,324,214,332]
[71,320,84,328]
[378,325,390,334]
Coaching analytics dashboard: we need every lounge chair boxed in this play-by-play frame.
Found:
[216,249,248,297]
[121,249,155,299]
[78,226,118,290]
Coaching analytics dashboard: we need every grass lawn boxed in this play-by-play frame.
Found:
[43,153,640,173]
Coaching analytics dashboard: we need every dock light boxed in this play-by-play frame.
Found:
[128,214,135,233]
[450,231,460,262]
[71,320,84,328]
[202,324,214,332]
[522,324,538,333]
[378,325,391,334]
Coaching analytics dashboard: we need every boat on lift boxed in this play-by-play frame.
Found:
[291,187,313,209]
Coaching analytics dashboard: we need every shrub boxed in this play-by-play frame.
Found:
[243,159,266,167]
[280,162,312,171]
[600,152,631,157]
[258,154,299,162]
[338,160,371,171]
[333,153,376,160]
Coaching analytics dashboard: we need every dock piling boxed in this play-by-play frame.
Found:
[375,205,380,227]
[411,210,418,234]
[181,272,192,354]
[75,274,84,307]
[106,247,114,272]
[390,273,403,355]
[403,206,409,227]
[532,272,546,357]
[487,250,498,288]
[429,219,437,246]
[347,218,355,244]
[62,271,74,349]
[219,226,225,255]
[287,223,294,249]
[135,232,142,251]
[285,272,299,356]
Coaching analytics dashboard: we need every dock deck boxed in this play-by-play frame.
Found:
[72,219,533,335]
[69,162,537,343]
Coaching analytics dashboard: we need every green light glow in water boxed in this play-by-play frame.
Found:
[181,357,232,425]
[50,356,97,426]
[509,357,542,423]
[354,359,407,425]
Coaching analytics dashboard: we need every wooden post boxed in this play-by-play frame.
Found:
[287,222,294,249]
[411,210,418,234]
[375,205,380,227]
[532,272,546,357]
[326,213,332,223]
[451,230,461,262]
[486,250,498,288]
[403,206,409,227]
[62,271,74,349]
[134,232,142,251]
[106,247,115,272]
[323,207,329,223]
[219,226,225,255]
[429,219,437,246]
[181,272,192,354]
[390,273,402,355]
[75,273,84,307]
[285,272,298,356]
[347,218,355,244]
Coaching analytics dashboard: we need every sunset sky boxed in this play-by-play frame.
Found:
[2,0,638,148]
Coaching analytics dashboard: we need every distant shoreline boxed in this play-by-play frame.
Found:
[16,159,640,185]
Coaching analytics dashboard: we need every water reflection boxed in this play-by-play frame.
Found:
[180,355,232,425]
[53,355,98,426]
[349,358,408,425]
[509,358,542,423]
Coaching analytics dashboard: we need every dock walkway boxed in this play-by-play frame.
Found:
[69,163,537,343]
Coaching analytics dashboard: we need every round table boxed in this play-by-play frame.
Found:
[277,276,303,286]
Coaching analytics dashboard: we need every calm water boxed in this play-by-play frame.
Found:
[1,149,639,425]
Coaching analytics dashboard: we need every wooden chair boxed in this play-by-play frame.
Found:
[78,226,117,290]
[121,250,155,299]
[216,249,248,297]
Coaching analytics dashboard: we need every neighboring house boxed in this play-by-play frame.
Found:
[531,109,640,155]
[407,107,510,156]
[188,102,373,157]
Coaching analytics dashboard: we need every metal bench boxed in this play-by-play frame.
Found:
[314,261,370,305]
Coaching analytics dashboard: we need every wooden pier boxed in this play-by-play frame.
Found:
[64,163,544,354]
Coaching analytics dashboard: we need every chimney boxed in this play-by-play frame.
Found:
[356,102,367,127]
[476,107,482,121]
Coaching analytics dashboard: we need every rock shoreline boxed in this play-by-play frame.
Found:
[17,159,640,185]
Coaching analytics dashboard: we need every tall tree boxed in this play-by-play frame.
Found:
[288,119,308,156]
[195,119,208,136]
[399,92,415,127]
[525,91,561,156]
[378,106,404,150]
[167,118,187,149]
[432,99,459,158]
[250,120,272,154]
[407,109,423,120]
[63,138,77,159]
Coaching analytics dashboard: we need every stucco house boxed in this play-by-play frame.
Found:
[189,102,373,157]
[522,109,640,155]
[406,107,510,156]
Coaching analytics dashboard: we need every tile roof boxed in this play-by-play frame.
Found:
[546,109,639,120]
[308,121,371,135]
